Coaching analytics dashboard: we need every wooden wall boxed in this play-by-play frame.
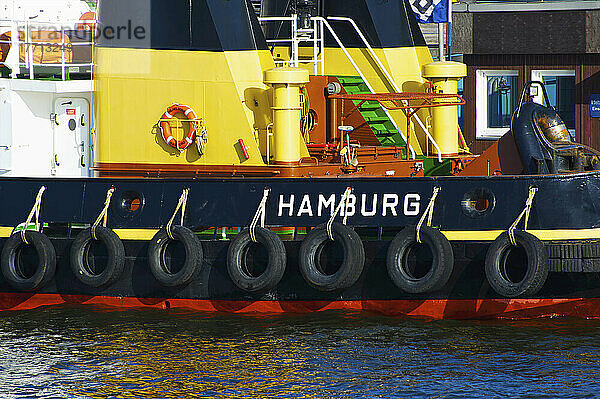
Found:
[462,54,600,154]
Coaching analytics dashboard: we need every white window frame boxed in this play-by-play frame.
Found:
[531,69,576,139]
[476,69,519,139]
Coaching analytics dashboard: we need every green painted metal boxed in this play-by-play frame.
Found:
[336,76,407,147]
[422,157,453,176]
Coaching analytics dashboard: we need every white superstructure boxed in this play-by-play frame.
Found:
[0,0,94,178]
[1,0,90,23]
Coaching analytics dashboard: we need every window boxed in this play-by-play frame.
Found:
[476,70,519,139]
[531,70,575,140]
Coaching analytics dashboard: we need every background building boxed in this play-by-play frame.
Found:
[452,0,600,153]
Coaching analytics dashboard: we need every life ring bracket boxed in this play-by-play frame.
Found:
[159,104,206,152]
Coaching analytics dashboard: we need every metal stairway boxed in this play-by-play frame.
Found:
[251,0,262,15]
[336,76,408,147]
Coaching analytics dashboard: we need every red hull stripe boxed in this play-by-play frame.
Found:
[1,293,600,319]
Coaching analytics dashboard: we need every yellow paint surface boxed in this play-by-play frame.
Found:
[2,226,600,242]
[442,229,600,241]
[0,227,13,238]
[94,48,297,166]
[113,229,159,240]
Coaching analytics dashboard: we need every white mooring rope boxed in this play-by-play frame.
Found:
[20,186,46,244]
[326,187,352,241]
[249,188,271,242]
[166,188,190,240]
[91,187,115,240]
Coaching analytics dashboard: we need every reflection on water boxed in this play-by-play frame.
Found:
[0,307,599,398]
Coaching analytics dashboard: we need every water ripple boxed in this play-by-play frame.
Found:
[0,308,599,398]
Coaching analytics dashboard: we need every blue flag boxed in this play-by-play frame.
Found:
[410,0,449,23]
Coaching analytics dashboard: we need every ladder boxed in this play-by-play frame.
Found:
[259,14,325,75]
[251,0,261,15]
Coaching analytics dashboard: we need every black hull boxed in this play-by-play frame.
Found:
[1,172,600,231]
[1,237,600,319]
[2,172,600,319]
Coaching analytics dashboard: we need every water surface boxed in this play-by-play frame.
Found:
[0,307,599,398]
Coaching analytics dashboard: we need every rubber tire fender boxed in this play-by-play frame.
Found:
[70,226,125,288]
[299,222,365,292]
[1,231,56,292]
[147,226,202,287]
[227,227,286,293]
[485,231,549,298]
[386,226,454,294]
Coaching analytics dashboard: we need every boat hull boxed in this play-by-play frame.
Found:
[1,172,600,231]
[2,172,600,319]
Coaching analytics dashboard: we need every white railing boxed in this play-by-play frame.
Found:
[258,14,325,75]
[313,16,418,159]
[326,16,442,162]
[0,18,95,81]
[259,14,447,161]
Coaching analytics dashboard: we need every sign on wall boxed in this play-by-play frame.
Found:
[591,94,600,118]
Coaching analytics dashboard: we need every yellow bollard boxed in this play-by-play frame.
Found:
[264,67,309,165]
[422,61,467,157]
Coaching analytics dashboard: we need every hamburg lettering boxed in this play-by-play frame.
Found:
[277,193,421,218]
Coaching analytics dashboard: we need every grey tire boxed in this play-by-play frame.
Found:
[386,226,454,294]
[485,231,548,298]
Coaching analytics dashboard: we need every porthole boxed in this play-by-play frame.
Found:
[461,188,495,219]
[116,191,145,218]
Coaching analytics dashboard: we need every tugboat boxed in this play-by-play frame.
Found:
[1,0,600,319]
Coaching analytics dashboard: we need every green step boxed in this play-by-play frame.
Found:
[372,129,397,137]
[360,108,382,115]
[364,116,391,123]
[359,103,382,111]
[337,76,365,85]
[360,112,382,119]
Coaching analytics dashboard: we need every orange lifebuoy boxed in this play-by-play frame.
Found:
[160,104,197,150]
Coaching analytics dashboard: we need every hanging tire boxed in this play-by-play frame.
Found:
[70,226,125,288]
[227,227,286,293]
[1,231,56,291]
[147,226,202,287]
[386,226,454,294]
[299,223,365,292]
[485,231,549,298]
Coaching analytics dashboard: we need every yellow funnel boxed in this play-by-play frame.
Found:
[422,61,467,157]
